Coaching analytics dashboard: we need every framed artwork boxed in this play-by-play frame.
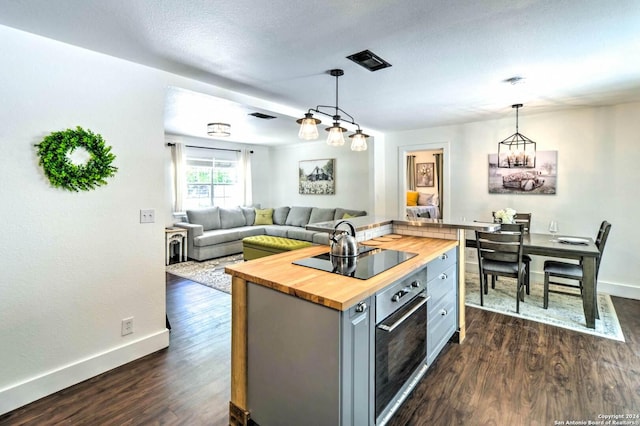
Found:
[299,158,335,195]
[488,150,557,194]
[416,162,434,187]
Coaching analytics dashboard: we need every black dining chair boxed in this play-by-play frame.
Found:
[543,221,612,314]
[498,222,531,295]
[475,223,527,313]
[491,213,532,293]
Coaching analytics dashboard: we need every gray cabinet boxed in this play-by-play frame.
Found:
[426,247,458,365]
[246,282,372,426]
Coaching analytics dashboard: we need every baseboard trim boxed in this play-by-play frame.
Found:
[0,329,170,416]
[465,261,640,301]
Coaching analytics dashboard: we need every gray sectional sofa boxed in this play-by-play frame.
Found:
[175,205,366,261]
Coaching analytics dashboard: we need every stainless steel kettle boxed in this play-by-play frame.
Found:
[330,220,358,257]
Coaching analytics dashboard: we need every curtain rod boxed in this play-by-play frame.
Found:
[166,143,253,154]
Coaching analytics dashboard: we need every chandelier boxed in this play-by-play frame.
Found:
[296,69,369,151]
[497,104,536,168]
[207,122,231,137]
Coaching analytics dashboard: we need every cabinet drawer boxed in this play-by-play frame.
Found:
[426,247,457,282]
[427,297,457,364]
[427,264,456,306]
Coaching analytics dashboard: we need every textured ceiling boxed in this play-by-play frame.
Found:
[1,0,640,145]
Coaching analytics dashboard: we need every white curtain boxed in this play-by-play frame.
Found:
[171,143,186,213]
[239,148,253,206]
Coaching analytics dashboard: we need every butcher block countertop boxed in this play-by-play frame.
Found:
[225,235,458,311]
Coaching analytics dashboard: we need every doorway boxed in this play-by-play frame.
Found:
[398,143,449,220]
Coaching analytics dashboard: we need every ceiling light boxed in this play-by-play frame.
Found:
[349,130,368,151]
[296,69,370,151]
[497,104,536,168]
[207,122,231,137]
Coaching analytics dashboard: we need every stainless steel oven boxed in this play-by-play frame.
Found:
[375,266,429,422]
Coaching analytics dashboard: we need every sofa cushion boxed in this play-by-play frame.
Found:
[285,206,313,227]
[309,207,336,224]
[240,206,256,226]
[254,208,274,225]
[195,226,263,246]
[220,207,246,229]
[286,228,318,242]
[187,207,220,231]
[273,207,290,225]
[334,208,367,221]
[262,225,290,238]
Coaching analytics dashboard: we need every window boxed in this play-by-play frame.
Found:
[183,148,240,209]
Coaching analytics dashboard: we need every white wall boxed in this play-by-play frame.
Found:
[383,103,640,298]
[268,139,373,213]
[0,25,255,414]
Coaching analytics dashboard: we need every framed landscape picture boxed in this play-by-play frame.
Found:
[299,158,335,195]
[416,162,434,187]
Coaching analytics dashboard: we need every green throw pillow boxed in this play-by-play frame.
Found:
[342,213,355,219]
[254,208,274,225]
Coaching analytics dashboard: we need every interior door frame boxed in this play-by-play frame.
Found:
[397,142,450,220]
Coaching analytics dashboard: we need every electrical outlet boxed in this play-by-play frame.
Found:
[121,317,134,336]
[140,209,155,223]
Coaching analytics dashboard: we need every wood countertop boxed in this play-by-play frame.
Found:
[225,235,458,311]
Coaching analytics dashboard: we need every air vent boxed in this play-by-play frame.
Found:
[346,49,392,72]
[249,112,277,120]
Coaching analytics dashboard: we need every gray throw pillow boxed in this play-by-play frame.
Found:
[240,206,256,226]
[186,207,221,231]
[285,206,313,227]
[309,208,336,224]
[220,207,246,229]
[273,207,290,225]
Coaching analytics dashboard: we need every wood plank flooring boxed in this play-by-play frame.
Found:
[1,274,638,425]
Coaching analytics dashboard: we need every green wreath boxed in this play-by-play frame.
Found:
[36,126,118,192]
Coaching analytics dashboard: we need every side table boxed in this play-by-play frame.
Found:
[165,228,188,265]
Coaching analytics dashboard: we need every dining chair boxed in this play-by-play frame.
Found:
[492,213,532,292]
[475,223,526,313]
[543,221,612,314]
[513,213,532,233]
[498,222,531,295]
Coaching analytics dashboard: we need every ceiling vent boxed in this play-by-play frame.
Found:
[249,112,276,119]
[346,49,392,72]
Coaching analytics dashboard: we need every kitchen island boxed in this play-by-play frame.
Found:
[226,220,497,426]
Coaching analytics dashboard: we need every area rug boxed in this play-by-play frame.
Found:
[465,273,625,342]
[165,254,243,294]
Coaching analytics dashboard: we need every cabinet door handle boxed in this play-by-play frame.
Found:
[439,273,448,280]
[355,301,368,313]
[440,309,448,316]
[441,253,448,260]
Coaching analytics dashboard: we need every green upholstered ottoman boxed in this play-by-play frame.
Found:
[243,235,312,260]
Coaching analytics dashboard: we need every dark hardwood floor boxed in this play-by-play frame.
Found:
[2,274,638,425]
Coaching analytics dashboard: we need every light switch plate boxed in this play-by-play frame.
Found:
[140,209,155,223]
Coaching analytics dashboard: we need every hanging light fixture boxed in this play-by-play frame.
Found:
[497,104,536,168]
[207,122,231,137]
[296,69,369,151]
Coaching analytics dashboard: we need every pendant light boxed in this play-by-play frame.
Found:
[296,69,369,151]
[497,104,536,168]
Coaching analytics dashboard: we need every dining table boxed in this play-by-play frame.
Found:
[466,231,601,329]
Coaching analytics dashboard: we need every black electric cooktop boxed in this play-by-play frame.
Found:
[292,246,417,280]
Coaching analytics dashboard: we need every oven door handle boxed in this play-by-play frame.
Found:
[377,293,430,333]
